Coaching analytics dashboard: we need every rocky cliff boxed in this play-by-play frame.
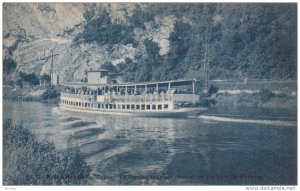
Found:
[3,3,297,85]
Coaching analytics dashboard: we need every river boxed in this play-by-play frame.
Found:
[3,101,297,185]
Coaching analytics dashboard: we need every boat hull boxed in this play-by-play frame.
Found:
[59,104,207,118]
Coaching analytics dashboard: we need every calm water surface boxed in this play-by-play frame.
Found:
[3,101,297,185]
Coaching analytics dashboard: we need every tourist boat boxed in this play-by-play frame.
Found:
[59,69,207,118]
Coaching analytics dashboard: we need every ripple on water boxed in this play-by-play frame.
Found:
[61,117,81,122]
[70,128,106,140]
[70,121,97,128]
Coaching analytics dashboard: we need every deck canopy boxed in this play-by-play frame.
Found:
[61,79,198,95]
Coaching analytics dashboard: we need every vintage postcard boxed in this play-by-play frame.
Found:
[2,2,297,188]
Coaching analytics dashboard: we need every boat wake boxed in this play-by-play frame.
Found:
[198,115,297,127]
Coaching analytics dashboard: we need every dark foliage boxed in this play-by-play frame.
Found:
[19,72,40,86]
[3,120,91,185]
[74,9,134,45]
[129,5,156,29]
[42,86,60,100]
[101,62,117,76]
[3,58,17,74]
[40,73,51,85]
[113,4,296,82]
[16,79,23,88]
[83,9,95,21]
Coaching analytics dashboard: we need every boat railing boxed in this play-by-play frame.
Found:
[61,92,94,101]
[111,93,173,103]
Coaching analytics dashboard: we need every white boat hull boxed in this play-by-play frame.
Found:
[60,104,207,118]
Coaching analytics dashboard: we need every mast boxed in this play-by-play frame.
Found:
[50,51,54,85]
[204,43,210,92]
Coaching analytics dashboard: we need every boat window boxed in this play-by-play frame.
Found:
[117,105,121,109]
[152,105,156,110]
[164,104,168,109]
[109,104,112,109]
[122,105,125,109]
[105,104,108,109]
[141,105,145,110]
[146,105,150,110]
[76,102,78,106]
[112,104,116,109]
[98,104,101,108]
[131,104,135,110]
[158,104,162,110]
[136,105,140,110]
[127,105,130,110]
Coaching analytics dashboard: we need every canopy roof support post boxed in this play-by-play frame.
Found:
[134,85,137,94]
[156,83,159,93]
[168,82,171,90]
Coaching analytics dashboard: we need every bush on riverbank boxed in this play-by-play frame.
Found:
[214,89,296,109]
[3,120,91,185]
[42,85,61,100]
[3,85,61,102]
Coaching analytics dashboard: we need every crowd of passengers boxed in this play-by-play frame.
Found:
[62,86,193,96]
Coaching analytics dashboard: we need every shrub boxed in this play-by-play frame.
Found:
[3,120,91,185]
[19,72,40,86]
[3,58,17,74]
[259,89,274,103]
[42,86,60,100]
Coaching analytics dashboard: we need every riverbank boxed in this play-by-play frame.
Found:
[213,90,297,110]
[3,119,91,185]
[210,80,297,110]
[3,85,60,103]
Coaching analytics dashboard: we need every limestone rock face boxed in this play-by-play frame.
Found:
[3,3,175,83]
